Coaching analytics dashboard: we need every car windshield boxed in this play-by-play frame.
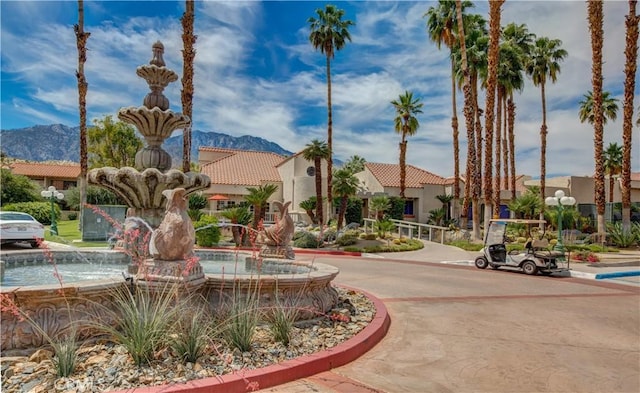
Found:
[0,213,34,221]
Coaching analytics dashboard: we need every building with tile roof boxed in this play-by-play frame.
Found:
[8,162,81,191]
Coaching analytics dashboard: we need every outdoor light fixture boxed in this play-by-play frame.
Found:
[544,190,576,252]
[41,185,64,236]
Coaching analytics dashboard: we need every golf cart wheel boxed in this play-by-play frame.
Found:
[522,261,538,275]
[475,257,489,269]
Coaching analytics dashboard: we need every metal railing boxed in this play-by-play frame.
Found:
[363,218,450,244]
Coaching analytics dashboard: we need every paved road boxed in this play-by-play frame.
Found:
[264,249,640,393]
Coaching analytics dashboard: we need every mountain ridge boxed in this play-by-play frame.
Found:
[0,124,294,164]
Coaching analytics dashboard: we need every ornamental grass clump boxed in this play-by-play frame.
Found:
[50,330,78,377]
[92,283,182,366]
[266,287,299,346]
[170,305,212,363]
[223,283,262,352]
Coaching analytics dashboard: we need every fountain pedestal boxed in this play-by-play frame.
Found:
[133,259,205,289]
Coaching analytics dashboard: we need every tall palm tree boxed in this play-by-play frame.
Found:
[302,139,330,225]
[343,155,366,174]
[455,0,481,240]
[425,0,473,216]
[308,5,354,211]
[578,91,620,125]
[391,91,424,199]
[483,0,505,222]
[74,0,90,231]
[603,143,623,203]
[332,168,360,230]
[245,184,278,230]
[587,0,606,235]
[622,0,639,231]
[525,36,567,209]
[502,23,534,201]
[181,0,196,173]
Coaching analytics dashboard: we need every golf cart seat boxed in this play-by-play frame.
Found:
[528,239,564,258]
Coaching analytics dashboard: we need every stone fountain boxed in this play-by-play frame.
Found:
[88,41,210,288]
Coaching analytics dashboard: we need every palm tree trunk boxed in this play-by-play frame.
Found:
[540,81,547,212]
[609,175,615,203]
[508,95,517,202]
[484,0,503,226]
[493,86,503,219]
[472,73,482,192]
[456,0,480,240]
[399,139,407,198]
[75,0,90,232]
[621,0,638,231]
[502,96,509,191]
[588,0,606,234]
[337,196,347,230]
[315,157,324,225]
[326,54,334,211]
[181,0,196,173]
[451,55,461,220]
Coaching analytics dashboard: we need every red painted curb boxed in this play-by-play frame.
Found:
[109,287,390,393]
[203,246,362,257]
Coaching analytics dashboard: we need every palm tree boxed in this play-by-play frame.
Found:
[343,155,366,174]
[391,91,424,199]
[425,0,474,216]
[244,184,278,230]
[455,0,481,240]
[525,36,567,208]
[587,0,606,235]
[299,197,318,224]
[603,143,623,203]
[74,0,90,231]
[181,0,196,173]
[332,168,360,230]
[302,139,330,225]
[308,5,354,211]
[622,1,639,231]
[578,91,620,125]
[483,0,505,223]
[495,40,525,216]
[502,23,534,201]
[370,195,391,221]
[220,207,253,246]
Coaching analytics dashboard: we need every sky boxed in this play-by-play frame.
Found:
[1,0,639,179]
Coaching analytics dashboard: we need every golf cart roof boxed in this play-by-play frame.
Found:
[488,219,547,224]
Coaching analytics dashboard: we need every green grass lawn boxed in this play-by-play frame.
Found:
[44,220,109,248]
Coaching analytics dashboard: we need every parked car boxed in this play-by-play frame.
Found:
[0,211,45,248]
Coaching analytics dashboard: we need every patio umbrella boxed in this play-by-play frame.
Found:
[208,194,229,201]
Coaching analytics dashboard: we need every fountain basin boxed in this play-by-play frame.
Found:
[0,249,339,354]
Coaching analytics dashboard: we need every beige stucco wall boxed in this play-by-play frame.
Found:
[278,155,328,222]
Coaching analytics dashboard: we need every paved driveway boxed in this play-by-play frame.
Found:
[265,254,640,393]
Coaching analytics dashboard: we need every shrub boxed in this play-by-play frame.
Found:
[345,197,363,226]
[67,212,78,220]
[3,201,59,224]
[170,307,211,363]
[363,233,377,240]
[293,231,321,248]
[0,169,42,205]
[336,234,357,247]
[322,227,337,242]
[607,222,638,248]
[194,215,221,247]
[223,284,261,352]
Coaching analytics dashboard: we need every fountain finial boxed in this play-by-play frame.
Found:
[150,41,165,67]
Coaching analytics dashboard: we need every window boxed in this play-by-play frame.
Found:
[404,200,414,216]
[306,166,315,177]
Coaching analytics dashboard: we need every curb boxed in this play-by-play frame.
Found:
[109,287,390,393]
[594,270,640,280]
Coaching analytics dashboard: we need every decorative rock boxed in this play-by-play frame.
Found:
[28,349,53,363]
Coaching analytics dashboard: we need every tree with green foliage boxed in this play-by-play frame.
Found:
[88,115,143,169]
[193,215,221,247]
[342,155,366,174]
[388,196,406,220]
[370,195,390,221]
[220,206,253,246]
[244,184,278,230]
[603,142,623,203]
[507,186,542,219]
[0,169,42,205]
[299,197,318,224]
[391,91,423,198]
[188,193,208,221]
[345,197,363,226]
[308,4,354,209]
[332,168,360,230]
[65,185,124,210]
[302,139,330,225]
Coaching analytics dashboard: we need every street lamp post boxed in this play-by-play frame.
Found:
[544,190,576,252]
[41,186,64,236]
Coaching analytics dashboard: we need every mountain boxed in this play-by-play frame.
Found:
[0,124,293,163]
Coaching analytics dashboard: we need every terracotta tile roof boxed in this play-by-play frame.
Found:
[10,162,81,178]
[199,148,285,186]
[631,172,640,181]
[366,162,446,187]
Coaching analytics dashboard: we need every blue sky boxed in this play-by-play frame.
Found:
[1,1,638,178]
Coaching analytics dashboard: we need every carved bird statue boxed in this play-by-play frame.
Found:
[262,201,294,247]
[149,188,195,260]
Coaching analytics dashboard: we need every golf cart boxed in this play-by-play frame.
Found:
[474,219,569,276]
